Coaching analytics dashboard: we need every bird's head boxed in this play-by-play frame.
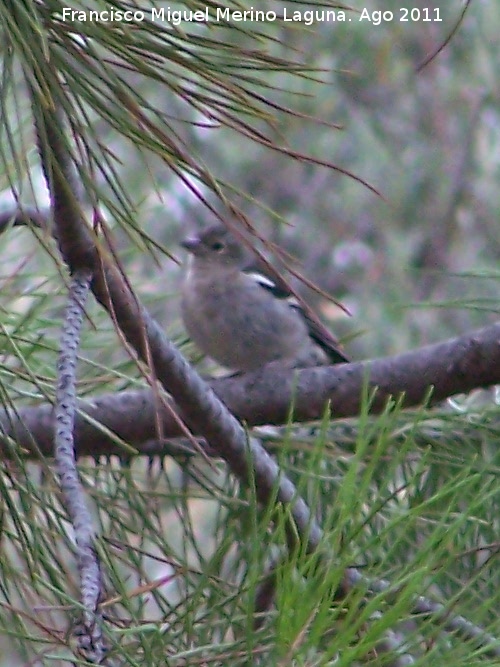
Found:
[182,224,249,270]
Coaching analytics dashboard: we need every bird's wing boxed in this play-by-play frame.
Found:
[246,271,349,364]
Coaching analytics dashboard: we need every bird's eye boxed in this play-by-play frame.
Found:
[211,241,225,252]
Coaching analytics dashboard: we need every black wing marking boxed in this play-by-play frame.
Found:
[246,271,295,300]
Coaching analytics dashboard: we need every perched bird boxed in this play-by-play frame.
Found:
[181,224,348,372]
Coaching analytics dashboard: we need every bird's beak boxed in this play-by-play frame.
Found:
[181,237,201,253]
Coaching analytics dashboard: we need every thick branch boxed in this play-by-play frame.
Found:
[2,321,499,459]
[222,320,500,424]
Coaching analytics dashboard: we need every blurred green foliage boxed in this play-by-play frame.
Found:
[3,1,500,363]
[139,0,500,360]
[0,1,499,665]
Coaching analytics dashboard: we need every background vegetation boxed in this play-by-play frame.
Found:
[0,1,499,665]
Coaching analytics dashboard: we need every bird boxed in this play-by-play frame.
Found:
[181,224,348,373]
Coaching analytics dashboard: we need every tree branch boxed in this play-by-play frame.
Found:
[1,320,499,459]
